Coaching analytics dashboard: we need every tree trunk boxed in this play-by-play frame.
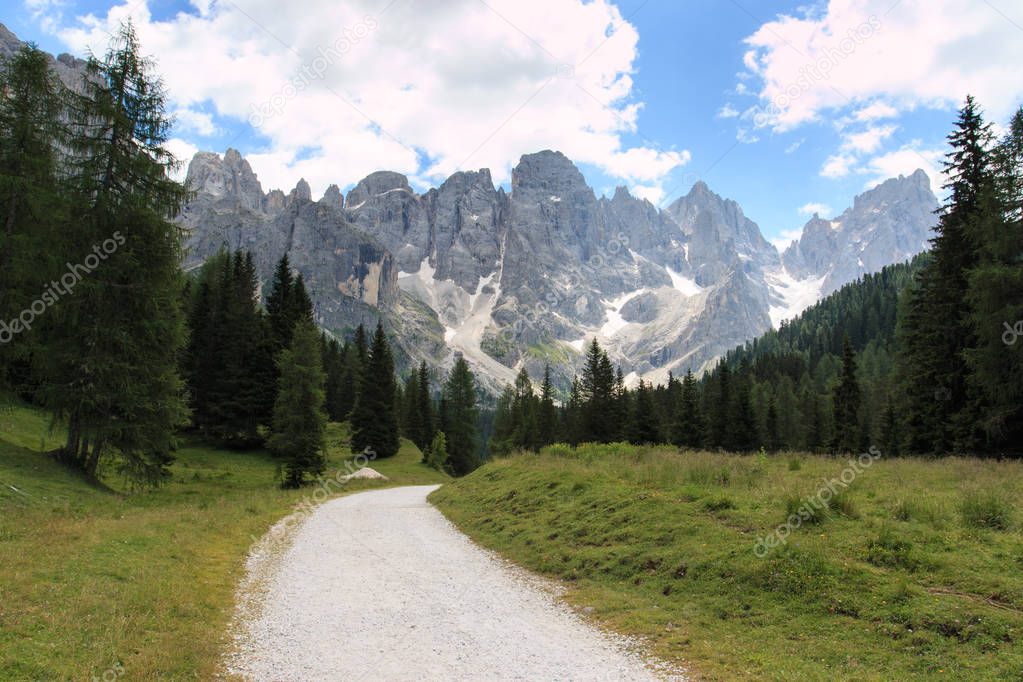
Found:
[85,438,104,478]
[62,411,80,464]
[0,194,17,312]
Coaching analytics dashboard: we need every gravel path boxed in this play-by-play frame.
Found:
[228,484,674,681]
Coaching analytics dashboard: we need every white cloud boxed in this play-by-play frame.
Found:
[631,184,664,204]
[770,228,803,251]
[165,137,199,181]
[784,138,805,154]
[736,127,760,144]
[717,104,739,118]
[839,124,896,154]
[48,0,689,196]
[862,144,943,190]
[853,101,899,122]
[741,0,1023,132]
[821,153,855,178]
[798,202,832,217]
[173,108,217,136]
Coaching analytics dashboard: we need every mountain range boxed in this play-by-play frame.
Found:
[178,148,938,392]
[0,22,939,393]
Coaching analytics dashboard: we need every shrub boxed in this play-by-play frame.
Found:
[703,495,735,512]
[787,458,802,471]
[783,488,857,525]
[865,526,919,570]
[959,491,1013,530]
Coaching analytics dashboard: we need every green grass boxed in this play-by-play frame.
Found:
[0,400,446,680]
[430,444,1023,681]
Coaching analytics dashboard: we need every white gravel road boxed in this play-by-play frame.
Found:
[228,484,676,681]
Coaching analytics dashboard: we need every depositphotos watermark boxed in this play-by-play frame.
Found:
[91,661,125,682]
[752,15,881,128]
[0,232,125,345]
[753,446,882,558]
[248,15,379,128]
[252,447,377,544]
[1003,320,1023,346]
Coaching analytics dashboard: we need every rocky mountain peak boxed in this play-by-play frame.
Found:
[184,149,264,214]
[345,171,413,208]
[511,150,589,196]
[290,178,312,203]
[783,169,938,294]
[321,184,344,211]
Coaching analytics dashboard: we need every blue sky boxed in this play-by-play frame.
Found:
[7,0,1023,247]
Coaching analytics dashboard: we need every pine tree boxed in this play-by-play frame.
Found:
[880,391,901,457]
[963,107,1023,452]
[512,368,539,451]
[831,335,861,452]
[443,356,480,475]
[416,361,435,448]
[708,364,731,448]
[580,339,616,442]
[672,369,704,448]
[353,323,369,366]
[322,336,347,422]
[266,253,295,353]
[727,379,758,451]
[336,340,360,419]
[765,398,780,452]
[627,380,660,445]
[899,96,993,454]
[489,384,516,456]
[350,322,399,458]
[403,369,423,444]
[564,376,582,446]
[0,45,67,384]
[268,320,327,487]
[537,364,556,447]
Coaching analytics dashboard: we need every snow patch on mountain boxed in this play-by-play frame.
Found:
[765,267,826,328]
[665,267,703,296]
[601,289,648,337]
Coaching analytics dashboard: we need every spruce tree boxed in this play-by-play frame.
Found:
[963,107,1023,452]
[899,96,993,453]
[443,356,480,475]
[709,364,731,448]
[627,380,661,445]
[537,364,556,447]
[831,336,861,452]
[403,369,424,446]
[0,46,67,384]
[512,368,539,451]
[727,380,758,452]
[564,376,582,446]
[672,369,704,448]
[489,384,516,456]
[580,339,616,442]
[765,398,780,452]
[266,253,295,353]
[350,322,399,458]
[268,320,327,487]
[416,361,435,448]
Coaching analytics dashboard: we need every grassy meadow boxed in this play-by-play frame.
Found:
[431,444,1023,681]
[0,401,446,680]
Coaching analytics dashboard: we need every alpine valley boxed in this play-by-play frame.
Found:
[179,148,938,392]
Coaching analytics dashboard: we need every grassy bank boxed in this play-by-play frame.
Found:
[431,444,1023,680]
[0,402,446,680]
